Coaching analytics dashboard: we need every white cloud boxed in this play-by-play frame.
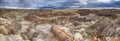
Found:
[97,0,112,2]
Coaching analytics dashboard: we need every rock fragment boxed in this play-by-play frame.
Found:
[33,38,44,41]
[0,26,8,35]
[51,25,76,41]
[74,33,83,41]
[0,17,13,35]
[9,34,25,41]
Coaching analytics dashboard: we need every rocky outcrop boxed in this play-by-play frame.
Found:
[0,9,120,41]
